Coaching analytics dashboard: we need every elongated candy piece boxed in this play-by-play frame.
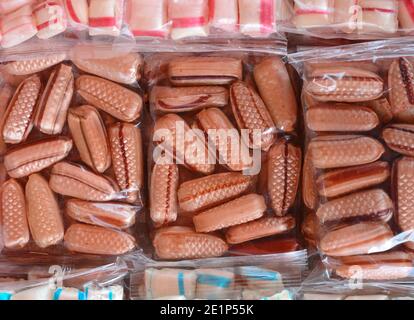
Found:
[3,75,41,144]
[150,164,179,227]
[320,222,394,257]
[1,179,29,249]
[153,226,228,260]
[335,251,413,280]
[35,64,74,135]
[1,185,22,243]
[0,84,14,155]
[0,5,37,48]
[71,46,143,84]
[254,57,298,132]
[11,286,53,300]
[293,0,333,28]
[26,174,64,248]
[109,123,143,204]
[168,57,243,86]
[34,1,67,39]
[238,0,275,36]
[306,67,384,102]
[154,114,215,175]
[383,124,414,156]
[64,0,88,26]
[226,216,296,245]
[316,189,394,225]
[302,213,319,247]
[126,0,168,37]
[268,140,301,216]
[5,54,67,75]
[150,86,228,113]
[209,0,238,33]
[194,108,252,171]
[178,172,256,213]
[359,0,398,34]
[64,224,136,255]
[394,157,414,250]
[399,0,414,30]
[145,268,196,299]
[88,0,123,36]
[49,162,121,202]
[76,75,142,122]
[389,58,414,116]
[168,0,209,39]
[66,199,136,229]
[230,81,276,151]
[68,106,111,173]
[308,135,384,169]
[317,161,390,198]
[303,151,318,209]
[193,194,266,233]
[306,104,379,132]
[4,137,73,178]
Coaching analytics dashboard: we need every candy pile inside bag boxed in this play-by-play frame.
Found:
[145,51,302,261]
[0,46,145,257]
[290,37,414,286]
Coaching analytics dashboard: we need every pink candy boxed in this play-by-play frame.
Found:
[88,0,123,37]
[1,4,37,48]
[168,0,209,40]
[63,0,88,27]
[209,0,238,33]
[238,0,276,36]
[33,0,67,39]
[0,0,34,15]
[126,0,168,38]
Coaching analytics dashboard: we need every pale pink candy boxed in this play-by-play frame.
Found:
[63,0,88,27]
[88,0,123,36]
[238,0,276,36]
[125,0,168,38]
[359,0,398,34]
[0,0,34,15]
[0,4,37,48]
[334,0,358,33]
[276,0,294,23]
[293,0,334,29]
[209,0,238,33]
[168,0,209,40]
[399,0,414,31]
[33,0,67,39]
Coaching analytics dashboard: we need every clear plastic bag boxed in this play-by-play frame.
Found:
[0,44,146,258]
[0,256,128,300]
[289,37,414,282]
[0,0,285,51]
[127,250,308,300]
[279,0,414,40]
[143,49,302,262]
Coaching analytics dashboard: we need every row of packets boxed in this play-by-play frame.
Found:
[0,0,287,49]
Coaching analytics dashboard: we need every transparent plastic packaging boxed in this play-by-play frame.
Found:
[289,37,414,282]
[144,49,301,262]
[0,257,128,300]
[0,0,285,51]
[300,262,414,300]
[127,251,308,300]
[0,44,145,258]
[279,0,414,40]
